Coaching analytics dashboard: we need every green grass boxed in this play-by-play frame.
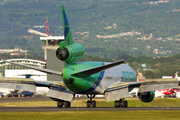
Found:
[0,111,180,120]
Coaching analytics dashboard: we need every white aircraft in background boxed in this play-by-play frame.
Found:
[16,70,49,96]
[162,72,180,80]
[0,70,49,97]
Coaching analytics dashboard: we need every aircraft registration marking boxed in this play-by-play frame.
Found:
[122,71,136,82]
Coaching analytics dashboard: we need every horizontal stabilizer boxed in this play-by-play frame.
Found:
[2,60,63,76]
[34,81,66,88]
[71,60,125,77]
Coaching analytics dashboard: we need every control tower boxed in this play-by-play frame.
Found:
[28,19,65,81]
[40,36,64,81]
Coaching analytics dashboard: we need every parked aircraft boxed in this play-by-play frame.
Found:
[162,72,180,80]
[2,5,179,108]
[155,88,179,97]
[18,72,49,96]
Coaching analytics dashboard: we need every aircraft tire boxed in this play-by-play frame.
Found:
[64,101,71,107]
[121,101,128,108]
[57,100,63,107]
[92,100,96,107]
[114,101,120,108]
[87,100,91,107]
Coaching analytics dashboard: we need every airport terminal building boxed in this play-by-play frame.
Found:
[0,59,47,80]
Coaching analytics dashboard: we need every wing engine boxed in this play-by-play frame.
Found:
[137,91,155,102]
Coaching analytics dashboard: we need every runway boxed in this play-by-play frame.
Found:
[0,107,180,112]
[1,97,180,112]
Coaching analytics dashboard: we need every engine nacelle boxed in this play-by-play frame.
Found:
[56,43,84,62]
[137,91,155,102]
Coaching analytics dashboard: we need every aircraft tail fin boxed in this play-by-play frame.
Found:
[71,60,125,77]
[25,74,32,78]
[61,5,74,47]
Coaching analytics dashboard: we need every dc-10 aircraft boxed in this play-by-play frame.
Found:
[2,5,179,108]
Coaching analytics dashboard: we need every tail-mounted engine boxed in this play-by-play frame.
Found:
[56,43,84,62]
[137,91,155,102]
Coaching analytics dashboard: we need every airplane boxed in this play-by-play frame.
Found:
[155,88,179,97]
[1,5,179,108]
[162,72,180,80]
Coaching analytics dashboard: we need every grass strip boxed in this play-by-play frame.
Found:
[0,111,180,120]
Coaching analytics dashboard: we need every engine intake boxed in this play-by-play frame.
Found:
[56,43,84,62]
[56,48,69,61]
[137,91,155,102]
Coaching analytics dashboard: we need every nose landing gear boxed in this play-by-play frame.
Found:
[87,94,96,107]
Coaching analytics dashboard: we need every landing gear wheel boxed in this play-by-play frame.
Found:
[121,101,127,108]
[64,101,71,107]
[87,100,91,108]
[114,100,120,108]
[57,100,63,107]
[92,100,96,107]
[114,99,128,108]
[87,94,96,108]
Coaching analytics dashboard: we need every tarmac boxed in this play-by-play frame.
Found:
[0,107,180,112]
[0,97,180,112]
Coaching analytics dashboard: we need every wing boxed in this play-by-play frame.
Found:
[0,77,74,102]
[2,60,62,76]
[104,78,179,102]
[34,81,74,102]
[0,77,36,92]
[72,60,125,77]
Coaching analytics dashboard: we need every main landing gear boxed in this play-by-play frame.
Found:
[87,94,96,108]
[57,100,71,108]
[114,98,128,108]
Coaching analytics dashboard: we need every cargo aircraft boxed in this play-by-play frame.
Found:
[2,5,179,108]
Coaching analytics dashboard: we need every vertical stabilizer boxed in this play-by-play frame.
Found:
[25,74,32,78]
[61,5,74,47]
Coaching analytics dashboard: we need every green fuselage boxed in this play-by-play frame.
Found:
[63,61,103,94]
[63,61,137,94]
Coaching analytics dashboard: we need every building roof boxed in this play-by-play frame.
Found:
[0,59,46,66]
[40,36,64,41]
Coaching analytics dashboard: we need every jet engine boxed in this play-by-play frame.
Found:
[137,91,155,102]
[56,43,84,62]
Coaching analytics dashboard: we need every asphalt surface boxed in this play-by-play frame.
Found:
[0,107,180,112]
[1,97,180,112]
